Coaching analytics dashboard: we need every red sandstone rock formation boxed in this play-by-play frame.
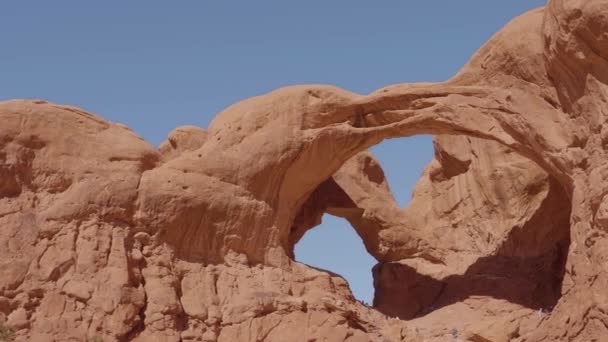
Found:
[1,1,608,341]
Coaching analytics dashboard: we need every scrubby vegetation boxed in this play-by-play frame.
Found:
[0,322,15,342]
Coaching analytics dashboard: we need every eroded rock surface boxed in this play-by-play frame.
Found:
[1,0,608,341]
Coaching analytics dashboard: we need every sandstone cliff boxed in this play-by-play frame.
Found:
[1,0,608,341]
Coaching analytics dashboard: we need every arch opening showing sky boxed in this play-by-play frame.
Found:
[295,136,434,303]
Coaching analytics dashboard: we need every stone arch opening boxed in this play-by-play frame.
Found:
[295,213,377,304]
[293,136,434,304]
[288,133,572,321]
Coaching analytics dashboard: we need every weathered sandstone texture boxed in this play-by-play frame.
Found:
[2,0,608,340]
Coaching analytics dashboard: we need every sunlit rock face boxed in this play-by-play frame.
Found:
[1,1,608,340]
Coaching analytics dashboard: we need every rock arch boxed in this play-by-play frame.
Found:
[291,135,572,322]
[138,5,577,266]
[2,1,608,340]
[135,2,608,340]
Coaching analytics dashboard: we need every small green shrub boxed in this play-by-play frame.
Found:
[88,336,104,342]
[0,322,15,342]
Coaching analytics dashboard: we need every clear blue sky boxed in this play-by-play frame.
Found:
[1,1,546,303]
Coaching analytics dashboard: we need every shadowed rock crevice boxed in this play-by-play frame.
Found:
[373,229,571,321]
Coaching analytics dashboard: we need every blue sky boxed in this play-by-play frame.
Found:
[1,1,546,303]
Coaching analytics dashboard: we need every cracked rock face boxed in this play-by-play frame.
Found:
[1,1,608,341]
